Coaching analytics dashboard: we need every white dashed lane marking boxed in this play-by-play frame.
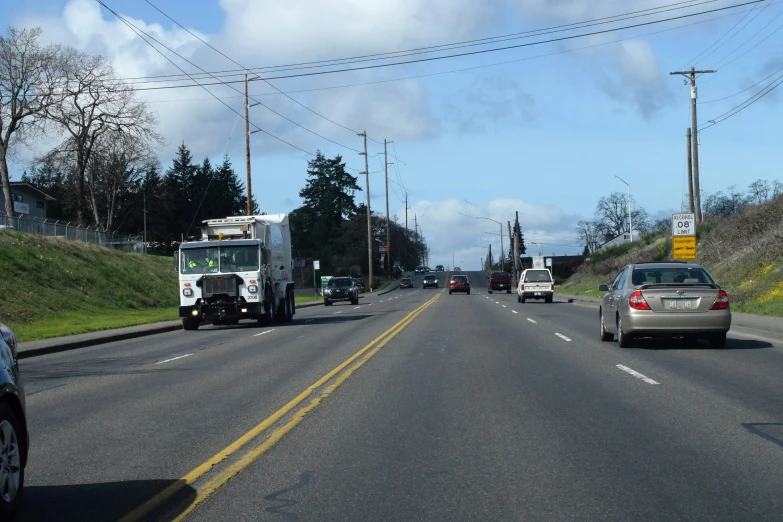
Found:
[555,333,572,342]
[527,318,537,324]
[616,365,661,385]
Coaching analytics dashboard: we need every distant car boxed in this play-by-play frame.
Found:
[518,269,554,303]
[598,262,731,348]
[324,277,359,306]
[399,278,413,289]
[488,271,512,294]
[449,274,470,295]
[422,275,439,288]
[454,267,461,272]
[414,266,427,275]
[435,265,444,272]
[0,322,28,518]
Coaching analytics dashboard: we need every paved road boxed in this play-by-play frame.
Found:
[16,271,783,521]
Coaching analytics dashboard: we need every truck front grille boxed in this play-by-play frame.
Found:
[202,276,238,298]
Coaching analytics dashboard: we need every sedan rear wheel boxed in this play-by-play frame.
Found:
[616,316,633,348]
[0,404,24,518]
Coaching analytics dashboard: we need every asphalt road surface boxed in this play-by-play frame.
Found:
[16,271,783,521]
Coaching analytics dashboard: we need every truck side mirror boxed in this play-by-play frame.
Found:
[173,252,179,272]
[598,284,609,292]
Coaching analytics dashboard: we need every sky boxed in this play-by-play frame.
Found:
[4,0,782,269]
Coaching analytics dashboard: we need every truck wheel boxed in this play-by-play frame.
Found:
[285,293,293,322]
[488,289,493,294]
[0,403,24,519]
[182,318,199,331]
[545,296,553,303]
[517,295,521,303]
[276,296,287,322]
[520,297,526,304]
[324,299,330,306]
[507,289,511,294]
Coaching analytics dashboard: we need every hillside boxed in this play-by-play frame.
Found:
[0,230,178,340]
[561,195,783,317]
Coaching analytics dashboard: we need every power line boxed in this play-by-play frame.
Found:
[700,70,783,128]
[99,1,362,154]
[699,61,783,103]
[679,0,768,68]
[143,0,366,139]
[121,0,712,85]
[109,0,763,94]
[702,0,774,66]
[710,11,783,69]
[710,3,782,67]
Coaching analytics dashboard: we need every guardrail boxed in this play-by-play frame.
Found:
[0,212,143,252]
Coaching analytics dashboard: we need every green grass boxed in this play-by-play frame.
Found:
[294,295,321,304]
[558,275,607,299]
[13,308,179,341]
[0,230,178,341]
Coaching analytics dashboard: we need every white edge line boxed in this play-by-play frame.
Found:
[527,318,537,323]
[616,364,660,385]
[354,306,360,309]
[554,333,572,342]
[156,354,193,365]
[333,311,342,315]
[254,329,276,337]
[502,305,507,308]
[304,319,314,323]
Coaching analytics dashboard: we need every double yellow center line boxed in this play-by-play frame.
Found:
[120,290,442,522]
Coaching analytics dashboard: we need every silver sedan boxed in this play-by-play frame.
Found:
[598,262,731,348]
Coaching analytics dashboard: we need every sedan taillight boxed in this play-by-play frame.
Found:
[520,284,525,290]
[629,290,651,310]
[710,290,730,310]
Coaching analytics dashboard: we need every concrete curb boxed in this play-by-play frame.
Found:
[18,321,183,359]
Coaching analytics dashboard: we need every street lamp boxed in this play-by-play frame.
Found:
[476,216,504,272]
[614,175,633,242]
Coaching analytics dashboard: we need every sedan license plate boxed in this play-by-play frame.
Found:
[666,299,692,310]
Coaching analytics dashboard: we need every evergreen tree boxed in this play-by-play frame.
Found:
[162,142,198,241]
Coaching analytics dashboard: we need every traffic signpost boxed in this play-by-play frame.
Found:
[672,213,696,260]
[378,245,388,253]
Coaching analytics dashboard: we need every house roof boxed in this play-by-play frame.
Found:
[9,182,56,201]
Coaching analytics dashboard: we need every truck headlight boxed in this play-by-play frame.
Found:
[248,285,258,293]
[182,288,193,297]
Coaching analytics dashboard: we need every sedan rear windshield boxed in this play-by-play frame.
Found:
[451,276,467,282]
[490,272,510,278]
[524,270,552,283]
[401,279,412,283]
[631,267,714,286]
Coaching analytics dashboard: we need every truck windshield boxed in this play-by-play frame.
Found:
[219,246,260,272]
[181,247,220,274]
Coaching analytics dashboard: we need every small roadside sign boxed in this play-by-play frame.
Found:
[320,276,332,288]
[394,259,400,267]
[378,245,388,253]
[673,236,697,260]
[313,260,320,270]
[532,256,545,269]
[672,213,696,237]
[545,258,552,267]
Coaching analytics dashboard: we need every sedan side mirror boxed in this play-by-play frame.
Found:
[598,284,609,292]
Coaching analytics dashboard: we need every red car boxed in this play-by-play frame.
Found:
[449,274,470,295]
[399,278,413,289]
[488,271,512,294]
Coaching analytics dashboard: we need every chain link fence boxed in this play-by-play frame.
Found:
[0,212,144,253]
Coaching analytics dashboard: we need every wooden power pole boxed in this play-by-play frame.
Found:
[686,127,695,213]
[384,139,391,276]
[670,67,715,223]
[244,74,252,215]
[358,131,373,290]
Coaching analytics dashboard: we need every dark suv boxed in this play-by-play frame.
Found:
[324,277,359,306]
[422,275,439,288]
[0,322,28,518]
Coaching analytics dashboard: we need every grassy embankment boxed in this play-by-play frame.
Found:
[0,230,179,341]
[560,196,783,317]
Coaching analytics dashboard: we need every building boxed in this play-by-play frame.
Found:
[7,182,55,219]
[593,232,632,253]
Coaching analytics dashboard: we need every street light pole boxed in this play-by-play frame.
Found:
[614,175,633,242]
[476,217,503,272]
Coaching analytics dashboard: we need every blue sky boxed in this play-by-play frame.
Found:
[4,0,782,267]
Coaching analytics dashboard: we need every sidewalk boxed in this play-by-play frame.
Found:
[556,292,783,343]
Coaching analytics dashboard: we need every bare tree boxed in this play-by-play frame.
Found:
[748,179,770,204]
[86,128,156,232]
[0,27,60,225]
[576,219,608,253]
[47,49,162,226]
[773,180,783,199]
[594,191,650,237]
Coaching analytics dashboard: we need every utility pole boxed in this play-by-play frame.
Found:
[514,212,521,284]
[488,244,493,271]
[507,221,513,278]
[384,139,391,277]
[686,127,695,213]
[358,131,373,291]
[671,67,715,223]
[244,74,253,215]
[143,190,147,255]
[414,213,418,266]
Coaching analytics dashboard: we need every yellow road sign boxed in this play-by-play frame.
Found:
[673,236,696,260]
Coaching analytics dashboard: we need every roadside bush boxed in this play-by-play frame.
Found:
[587,241,635,264]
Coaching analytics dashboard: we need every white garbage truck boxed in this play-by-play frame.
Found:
[176,214,295,330]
